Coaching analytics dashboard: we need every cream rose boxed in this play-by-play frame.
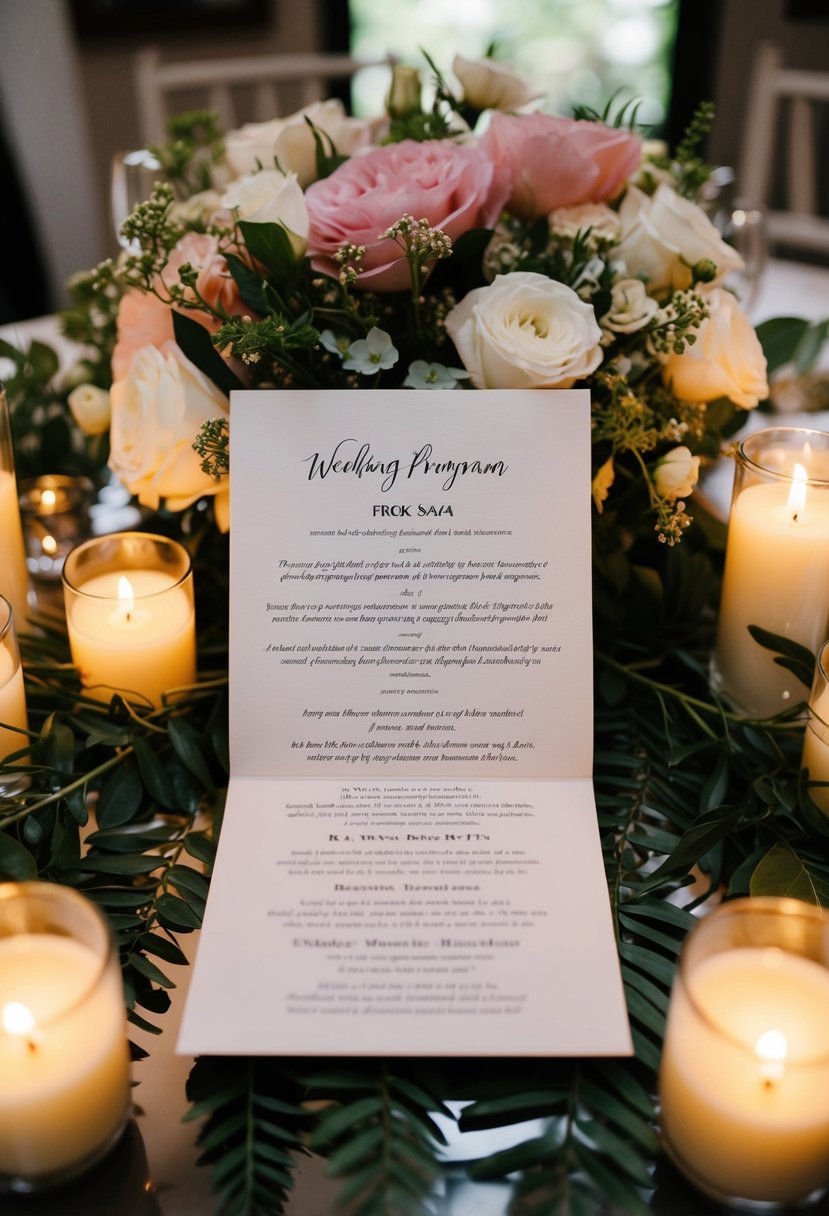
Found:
[224,99,372,188]
[654,446,700,500]
[548,203,622,243]
[452,54,540,111]
[67,384,111,436]
[109,342,230,526]
[445,271,603,389]
[222,169,309,259]
[617,183,744,292]
[663,286,768,409]
[603,278,659,334]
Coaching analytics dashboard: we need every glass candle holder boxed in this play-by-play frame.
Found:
[18,475,93,582]
[0,882,131,1193]
[712,428,829,717]
[0,595,28,784]
[62,532,197,709]
[0,387,31,632]
[802,639,829,815]
[659,897,829,1211]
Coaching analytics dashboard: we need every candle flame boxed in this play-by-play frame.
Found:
[41,488,57,509]
[2,1001,36,1036]
[118,575,135,622]
[756,1027,788,1084]
[787,463,808,521]
[41,534,57,555]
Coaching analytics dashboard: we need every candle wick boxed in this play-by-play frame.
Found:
[126,610,132,624]
[793,512,799,523]
[26,1038,37,1054]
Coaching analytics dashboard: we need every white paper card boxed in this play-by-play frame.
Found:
[179,390,631,1057]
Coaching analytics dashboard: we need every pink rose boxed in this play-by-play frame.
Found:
[481,112,642,221]
[112,234,250,381]
[305,139,509,292]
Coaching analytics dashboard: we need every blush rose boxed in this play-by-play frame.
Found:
[480,112,642,221]
[305,139,509,292]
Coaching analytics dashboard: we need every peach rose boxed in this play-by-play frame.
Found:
[480,112,642,221]
[305,139,509,292]
[112,290,174,382]
[161,232,246,322]
[663,287,768,409]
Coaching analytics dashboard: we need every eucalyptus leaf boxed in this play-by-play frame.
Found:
[97,766,144,828]
[0,832,37,881]
[168,717,215,793]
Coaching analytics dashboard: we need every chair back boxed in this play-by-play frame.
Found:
[739,41,829,256]
[134,48,394,144]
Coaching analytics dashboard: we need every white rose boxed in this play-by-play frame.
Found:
[603,278,659,334]
[452,54,540,111]
[617,183,744,292]
[445,272,603,389]
[221,169,308,259]
[224,99,372,188]
[654,446,700,500]
[109,342,230,524]
[548,203,621,243]
[169,188,226,228]
[67,384,111,436]
[663,286,768,409]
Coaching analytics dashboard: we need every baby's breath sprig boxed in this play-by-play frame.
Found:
[382,214,452,310]
[193,417,229,481]
[646,289,709,357]
[591,369,661,456]
[213,314,321,386]
[654,496,693,546]
[333,243,366,289]
[120,183,185,290]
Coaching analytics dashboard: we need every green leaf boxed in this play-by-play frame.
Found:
[572,1141,652,1216]
[129,952,176,989]
[750,841,829,906]
[459,1090,567,1131]
[184,831,217,866]
[310,1096,384,1147]
[156,891,203,930]
[132,735,176,808]
[225,251,271,314]
[76,853,162,875]
[452,227,494,260]
[139,932,188,966]
[239,220,297,280]
[172,310,242,395]
[168,717,215,793]
[794,318,829,375]
[97,766,144,828]
[755,316,810,374]
[747,625,815,689]
[0,833,37,881]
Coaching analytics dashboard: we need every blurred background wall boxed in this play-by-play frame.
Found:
[0,0,826,321]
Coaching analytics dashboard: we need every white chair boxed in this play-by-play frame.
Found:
[134,48,395,144]
[738,41,829,256]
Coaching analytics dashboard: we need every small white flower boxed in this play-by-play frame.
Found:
[653,446,700,500]
[67,384,111,436]
[603,279,659,334]
[403,361,469,389]
[342,327,398,374]
[320,330,351,359]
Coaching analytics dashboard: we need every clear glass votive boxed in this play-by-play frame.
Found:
[0,594,28,790]
[802,639,829,815]
[62,532,197,709]
[18,475,93,581]
[659,897,829,1211]
[0,882,131,1193]
[712,428,829,717]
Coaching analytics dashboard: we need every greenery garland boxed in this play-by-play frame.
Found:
[2,479,828,1214]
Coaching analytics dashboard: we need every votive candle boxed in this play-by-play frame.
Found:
[0,882,131,1193]
[0,595,27,771]
[660,897,829,1208]
[62,532,196,708]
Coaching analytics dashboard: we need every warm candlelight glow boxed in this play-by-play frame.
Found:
[117,575,134,623]
[787,462,808,521]
[2,1000,35,1036]
[41,534,57,555]
[40,488,57,509]
[756,1027,788,1084]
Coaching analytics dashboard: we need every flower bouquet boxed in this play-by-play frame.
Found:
[3,49,829,1216]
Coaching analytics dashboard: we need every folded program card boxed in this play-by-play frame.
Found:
[178,389,632,1057]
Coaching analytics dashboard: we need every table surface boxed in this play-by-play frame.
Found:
[2,258,829,1215]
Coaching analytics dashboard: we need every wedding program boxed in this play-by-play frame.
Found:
[179,390,632,1057]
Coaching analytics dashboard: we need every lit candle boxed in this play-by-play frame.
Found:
[0,884,130,1191]
[713,429,829,716]
[0,387,30,629]
[0,597,27,765]
[802,638,829,814]
[18,475,92,582]
[660,898,829,1207]
[62,533,196,708]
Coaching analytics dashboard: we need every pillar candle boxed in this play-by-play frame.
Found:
[713,429,829,717]
[0,473,30,633]
[0,595,27,771]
